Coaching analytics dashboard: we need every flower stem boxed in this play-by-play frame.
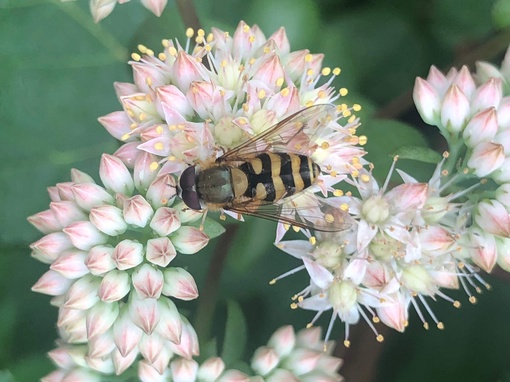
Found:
[175,0,202,31]
[194,224,239,344]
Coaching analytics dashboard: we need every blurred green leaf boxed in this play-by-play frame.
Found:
[391,145,442,164]
[0,371,14,382]
[221,300,247,366]
[493,0,510,27]
[188,217,226,239]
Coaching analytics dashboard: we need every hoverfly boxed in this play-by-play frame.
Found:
[178,104,348,232]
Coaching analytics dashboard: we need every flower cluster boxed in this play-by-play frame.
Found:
[30,154,207,377]
[42,326,343,381]
[273,46,510,345]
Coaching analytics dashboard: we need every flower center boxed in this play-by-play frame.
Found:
[361,195,390,224]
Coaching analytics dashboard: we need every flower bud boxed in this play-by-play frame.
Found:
[86,301,120,339]
[150,207,181,236]
[32,270,73,296]
[475,199,510,238]
[440,84,470,133]
[63,221,108,251]
[112,240,144,270]
[171,226,209,254]
[99,154,134,195]
[162,267,199,300]
[64,274,101,310]
[462,107,498,147]
[50,250,89,279]
[123,195,154,228]
[267,325,296,357]
[86,245,116,276]
[132,264,164,299]
[98,270,130,302]
[156,298,183,344]
[146,237,177,267]
[50,201,88,227]
[71,183,115,211]
[413,77,441,125]
[251,347,280,376]
[89,205,127,236]
[467,141,505,177]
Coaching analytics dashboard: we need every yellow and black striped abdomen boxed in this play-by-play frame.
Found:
[238,152,320,202]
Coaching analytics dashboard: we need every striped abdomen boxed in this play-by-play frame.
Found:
[235,152,320,202]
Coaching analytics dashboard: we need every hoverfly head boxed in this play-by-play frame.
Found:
[179,165,202,210]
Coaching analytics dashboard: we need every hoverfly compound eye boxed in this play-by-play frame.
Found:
[179,166,202,210]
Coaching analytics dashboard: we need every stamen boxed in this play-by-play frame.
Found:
[269,264,306,284]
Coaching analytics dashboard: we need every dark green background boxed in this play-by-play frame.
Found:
[1,0,510,381]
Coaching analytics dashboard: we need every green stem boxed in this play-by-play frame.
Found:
[194,224,239,344]
[175,0,202,31]
[51,0,128,62]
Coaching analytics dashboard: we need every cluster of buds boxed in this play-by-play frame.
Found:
[273,46,510,346]
[43,326,343,381]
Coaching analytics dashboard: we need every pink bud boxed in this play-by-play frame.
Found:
[253,54,285,91]
[113,309,144,357]
[467,141,505,177]
[198,357,225,381]
[170,358,199,381]
[89,205,127,236]
[98,270,130,302]
[112,347,139,375]
[32,270,73,296]
[296,326,323,348]
[376,294,409,332]
[186,81,227,120]
[131,61,168,94]
[156,84,194,118]
[139,333,165,364]
[50,250,89,279]
[63,221,108,251]
[47,186,61,202]
[150,207,181,236]
[140,0,168,16]
[413,77,441,125]
[149,346,173,375]
[469,228,497,272]
[174,201,203,223]
[122,195,154,228]
[284,348,322,375]
[89,0,116,23]
[114,82,138,99]
[63,368,101,382]
[453,65,476,98]
[497,97,510,130]
[217,370,251,382]
[98,111,134,141]
[56,182,76,202]
[426,65,448,94]
[41,370,66,382]
[99,154,134,195]
[71,168,95,184]
[64,275,101,310]
[146,237,177,267]
[440,84,470,133]
[30,232,73,263]
[88,330,116,358]
[163,267,199,300]
[114,142,142,169]
[463,107,498,147]
[156,298,182,344]
[173,51,205,90]
[129,297,161,334]
[138,360,169,382]
[58,307,85,328]
[171,317,199,359]
[268,27,290,55]
[267,325,296,357]
[112,239,144,270]
[146,174,177,208]
[471,78,503,113]
[251,346,279,376]
[49,201,87,227]
[475,199,510,238]
[71,183,115,211]
[86,301,120,339]
[86,245,116,276]
[494,128,510,155]
[476,61,504,84]
[171,226,209,254]
[28,209,62,234]
[84,355,115,374]
[232,21,264,61]
[134,152,159,193]
[132,264,164,299]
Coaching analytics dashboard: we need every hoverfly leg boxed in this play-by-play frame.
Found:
[199,208,209,231]
[219,210,226,221]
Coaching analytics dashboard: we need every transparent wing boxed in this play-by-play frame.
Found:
[219,104,337,161]
[227,191,349,232]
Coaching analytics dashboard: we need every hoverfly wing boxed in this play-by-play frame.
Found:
[227,191,349,232]
[219,104,337,162]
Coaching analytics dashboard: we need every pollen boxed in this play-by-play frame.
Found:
[437,322,445,330]
[292,225,301,232]
[309,236,317,245]
[453,300,461,308]
[353,104,362,111]
[195,35,204,44]
[120,133,131,141]
[321,67,331,76]
[283,223,290,231]
[358,135,368,145]
[146,77,152,86]
[333,189,344,197]
[330,170,338,177]
[249,58,256,65]
[281,87,290,97]
[373,316,380,323]
[276,77,284,87]
[168,156,176,161]
[149,162,159,172]
[342,110,352,118]
[186,27,194,38]
[343,340,351,348]
[321,141,330,150]
[305,53,313,62]
[137,44,148,53]
[360,174,370,183]
[376,334,384,342]
[305,100,314,107]
[154,142,164,151]
[197,28,205,36]
[130,123,137,130]
[333,67,341,75]
[237,117,248,125]
[248,36,255,43]
[131,53,141,61]
[158,53,167,61]
[306,68,314,77]
[146,49,154,56]
[340,203,349,211]
[290,303,298,309]
[423,322,430,330]
[257,89,266,99]
[168,46,177,56]
[139,113,147,121]
[339,88,348,96]
[161,39,169,47]
[243,24,250,32]
[306,322,313,328]
[469,296,477,304]
[325,214,335,223]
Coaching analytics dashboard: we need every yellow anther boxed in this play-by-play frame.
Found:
[257,89,266,99]
[161,39,169,48]
[305,53,313,62]
[248,36,255,43]
[243,24,250,32]
[131,52,142,61]
[154,142,164,151]
[292,225,300,232]
[333,189,344,197]
[353,104,362,111]
[139,113,147,122]
[197,28,205,36]
[330,170,337,177]
[158,53,167,61]
[343,340,351,348]
[249,58,256,65]
[469,296,477,304]
[168,46,177,56]
[149,162,159,172]
[207,33,214,42]
[325,214,334,223]
[205,44,212,52]
[276,77,284,87]
[130,123,137,130]
[290,303,298,309]
[360,174,370,182]
[358,135,368,145]
[339,88,349,96]
[281,87,290,97]
[318,90,327,98]
[332,67,341,75]
[146,77,152,86]
[342,110,352,118]
[351,170,359,177]
[376,334,384,342]
[321,67,331,76]
[306,69,314,77]
[373,316,380,323]
[146,49,154,56]
[423,322,429,330]
[305,100,314,107]
[321,141,330,150]
[186,28,194,38]
[306,323,313,328]
[309,236,317,245]
[269,279,276,285]
[340,203,349,211]
[437,322,445,330]
[283,223,290,231]
[120,133,131,141]
[195,36,204,44]
[168,156,176,161]
[237,117,248,125]
[137,44,148,53]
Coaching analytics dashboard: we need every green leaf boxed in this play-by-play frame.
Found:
[0,371,15,382]
[202,218,227,239]
[391,145,442,164]
[221,300,247,366]
[493,0,510,27]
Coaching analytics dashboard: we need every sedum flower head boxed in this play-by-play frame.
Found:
[29,154,207,377]
[100,21,364,189]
